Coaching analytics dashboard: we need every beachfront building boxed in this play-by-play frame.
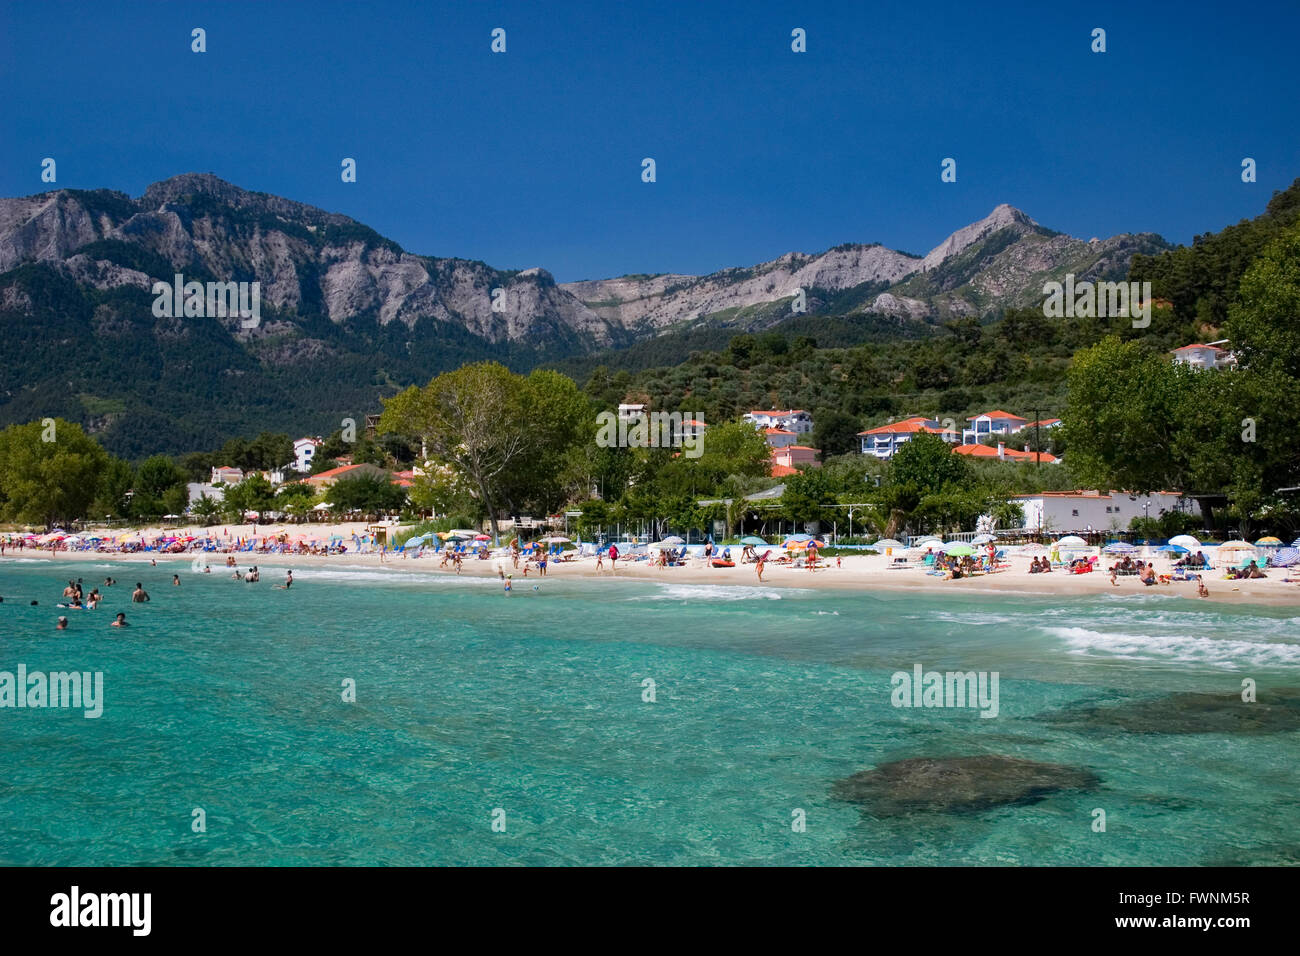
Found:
[764,427,798,449]
[745,409,813,435]
[858,416,958,459]
[952,443,1059,464]
[1005,490,1199,533]
[961,410,1029,445]
[293,437,322,473]
[1172,343,1238,370]
[210,465,244,485]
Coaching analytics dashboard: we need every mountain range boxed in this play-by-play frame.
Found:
[0,173,1169,457]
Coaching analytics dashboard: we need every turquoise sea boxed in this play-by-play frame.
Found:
[1,557,1298,866]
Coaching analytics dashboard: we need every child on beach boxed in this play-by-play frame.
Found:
[504,575,512,594]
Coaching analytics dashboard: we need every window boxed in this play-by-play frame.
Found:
[1071,509,1079,517]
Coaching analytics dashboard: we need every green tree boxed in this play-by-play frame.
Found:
[811,409,862,460]
[0,419,109,528]
[329,473,407,514]
[378,362,536,539]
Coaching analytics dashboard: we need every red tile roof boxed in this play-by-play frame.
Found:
[967,410,1028,421]
[858,416,934,435]
[764,427,797,435]
[952,444,1058,463]
[770,464,798,477]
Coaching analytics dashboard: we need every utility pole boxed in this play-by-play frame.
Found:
[1034,406,1041,471]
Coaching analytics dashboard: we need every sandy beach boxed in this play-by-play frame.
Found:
[9,522,1300,606]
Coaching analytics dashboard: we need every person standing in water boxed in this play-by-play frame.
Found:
[504,574,512,594]
[173,574,180,586]
[132,582,150,603]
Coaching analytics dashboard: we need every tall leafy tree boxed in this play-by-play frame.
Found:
[0,419,108,528]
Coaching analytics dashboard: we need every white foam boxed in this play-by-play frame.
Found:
[633,583,805,602]
[1046,625,1300,670]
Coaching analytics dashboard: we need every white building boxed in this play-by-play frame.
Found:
[1172,343,1237,370]
[962,410,1029,446]
[858,417,959,459]
[763,427,798,449]
[745,409,813,435]
[618,403,647,422]
[1006,491,1199,533]
[293,437,322,473]
[210,465,244,485]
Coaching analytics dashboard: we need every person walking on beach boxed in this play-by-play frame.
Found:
[538,551,547,577]
[608,543,618,573]
[756,550,768,582]
[131,582,150,603]
[595,549,604,572]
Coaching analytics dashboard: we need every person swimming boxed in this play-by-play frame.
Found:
[56,616,68,630]
[173,574,180,586]
[112,612,129,627]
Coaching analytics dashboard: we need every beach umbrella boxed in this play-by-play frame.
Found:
[1169,534,1201,550]
[1217,540,1258,559]
[539,535,570,543]
[946,543,975,556]
[473,534,491,541]
[449,529,479,538]
[870,538,903,549]
[971,534,996,544]
[1217,540,1256,552]
[1103,542,1137,554]
[1159,544,1189,554]
[660,536,684,546]
[647,541,675,550]
[740,535,767,546]
[913,538,944,549]
[1255,536,1284,547]
[1057,535,1088,548]
[1268,547,1300,567]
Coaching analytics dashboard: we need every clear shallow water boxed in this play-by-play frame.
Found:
[1,558,1298,865]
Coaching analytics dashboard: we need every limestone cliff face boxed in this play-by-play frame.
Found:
[0,174,1169,345]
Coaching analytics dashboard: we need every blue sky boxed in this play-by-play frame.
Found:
[3,0,1297,282]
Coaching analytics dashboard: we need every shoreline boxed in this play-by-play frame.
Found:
[7,545,1300,607]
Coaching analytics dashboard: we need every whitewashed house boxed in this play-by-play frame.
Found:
[293,437,322,473]
[745,409,813,435]
[858,417,958,459]
[210,465,244,485]
[1172,343,1237,370]
[962,410,1029,446]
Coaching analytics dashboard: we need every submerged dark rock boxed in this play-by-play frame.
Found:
[831,755,1100,816]
[1040,690,1300,735]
